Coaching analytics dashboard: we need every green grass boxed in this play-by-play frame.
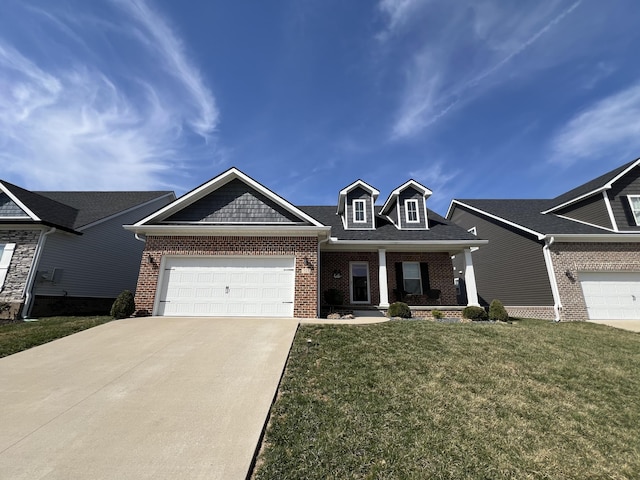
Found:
[0,316,113,357]
[254,319,640,479]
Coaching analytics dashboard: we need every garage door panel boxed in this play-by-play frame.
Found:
[157,257,296,317]
[579,272,640,320]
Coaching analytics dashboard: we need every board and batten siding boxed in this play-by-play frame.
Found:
[165,179,302,223]
[555,194,612,229]
[450,206,554,306]
[34,195,172,299]
[397,188,427,229]
[345,187,374,229]
[608,165,640,230]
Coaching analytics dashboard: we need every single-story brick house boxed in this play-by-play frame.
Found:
[126,168,486,318]
[447,158,640,322]
[0,180,174,319]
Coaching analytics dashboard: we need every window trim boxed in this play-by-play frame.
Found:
[352,199,367,223]
[402,261,423,295]
[628,195,640,225]
[350,261,371,303]
[404,199,420,223]
[0,243,15,292]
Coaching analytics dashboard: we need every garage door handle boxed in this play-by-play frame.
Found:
[633,295,637,301]
[283,301,293,304]
[225,286,230,294]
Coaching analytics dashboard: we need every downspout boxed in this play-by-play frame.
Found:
[542,236,562,322]
[134,233,146,242]
[22,227,56,319]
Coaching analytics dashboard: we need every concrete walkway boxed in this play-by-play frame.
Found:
[0,316,299,480]
[589,319,640,332]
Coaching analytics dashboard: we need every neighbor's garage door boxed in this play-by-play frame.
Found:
[156,257,295,317]
[579,272,640,320]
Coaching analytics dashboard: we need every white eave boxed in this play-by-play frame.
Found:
[323,238,487,253]
[0,182,40,221]
[336,179,380,215]
[380,179,432,215]
[544,233,640,243]
[124,224,332,238]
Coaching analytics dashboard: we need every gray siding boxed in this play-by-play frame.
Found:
[34,196,172,299]
[608,165,640,230]
[398,188,427,229]
[166,179,303,223]
[0,193,29,218]
[450,206,554,306]
[345,187,374,229]
[555,194,612,229]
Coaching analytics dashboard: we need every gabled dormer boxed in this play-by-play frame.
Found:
[379,180,432,230]
[336,180,379,230]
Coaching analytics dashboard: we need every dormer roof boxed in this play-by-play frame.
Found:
[336,179,380,215]
[379,179,432,215]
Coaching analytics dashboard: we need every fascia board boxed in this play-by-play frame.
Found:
[134,168,324,227]
[380,180,432,215]
[124,224,332,237]
[0,183,40,221]
[544,233,640,243]
[450,200,545,240]
[337,179,380,214]
[323,238,488,253]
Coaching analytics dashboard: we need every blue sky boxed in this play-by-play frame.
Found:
[2,0,640,214]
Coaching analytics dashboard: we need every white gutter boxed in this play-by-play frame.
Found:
[134,233,146,242]
[542,236,562,322]
[22,227,56,319]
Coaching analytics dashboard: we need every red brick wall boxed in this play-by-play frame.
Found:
[551,242,640,321]
[134,236,318,318]
[320,251,457,307]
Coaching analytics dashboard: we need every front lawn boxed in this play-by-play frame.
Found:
[254,319,640,479]
[0,316,113,357]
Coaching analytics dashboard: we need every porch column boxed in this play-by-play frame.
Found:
[463,248,480,306]
[378,248,389,308]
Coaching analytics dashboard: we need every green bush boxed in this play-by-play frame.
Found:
[111,290,135,319]
[388,302,412,318]
[323,288,344,306]
[488,299,509,322]
[431,309,444,319]
[462,305,488,321]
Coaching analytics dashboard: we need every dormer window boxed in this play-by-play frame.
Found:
[405,199,419,223]
[353,199,366,223]
[629,196,640,225]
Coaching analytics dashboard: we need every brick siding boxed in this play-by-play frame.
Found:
[134,236,318,318]
[0,229,41,319]
[320,251,457,309]
[551,242,640,321]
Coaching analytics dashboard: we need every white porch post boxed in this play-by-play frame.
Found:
[463,248,480,306]
[378,248,389,308]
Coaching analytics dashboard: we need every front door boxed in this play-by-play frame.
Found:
[350,262,370,303]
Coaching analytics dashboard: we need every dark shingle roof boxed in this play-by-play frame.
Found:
[548,158,640,210]
[300,206,479,241]
[454,199,610,236]
[38,191,173,229]
[0,179,172,232]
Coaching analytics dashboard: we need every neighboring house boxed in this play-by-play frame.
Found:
[126,168,485,318]
[0,180,174,319]
[447,158,640,322]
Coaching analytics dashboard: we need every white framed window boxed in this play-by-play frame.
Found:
[402,262,422,295]
[0,243,15,291]
[353,199,366,223]
[628,196,640,225]
[350,262,370,303]
[405,199,419,223]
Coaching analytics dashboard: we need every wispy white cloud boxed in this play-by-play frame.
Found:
[381,1,584,140]
[409,161,460,212]
[0,0,220,191]
[549,82,640,166]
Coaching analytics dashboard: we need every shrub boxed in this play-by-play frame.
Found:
[323,288,344,306]
[388,302,412,318]
[488,299,509,322]
[462,305,488,321]
[111,290,135,319]
[431,309,444,319]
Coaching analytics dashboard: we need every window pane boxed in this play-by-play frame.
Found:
[406,201,418,221]
[631,197,640,224]
[404,279,421,295]
[403,262,420,279]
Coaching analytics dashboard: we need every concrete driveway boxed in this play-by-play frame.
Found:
[0,316,299,480]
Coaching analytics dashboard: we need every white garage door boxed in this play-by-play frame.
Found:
[579,272,640,320]
[156,257,295,317]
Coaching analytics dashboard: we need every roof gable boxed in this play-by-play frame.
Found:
[135,167,324,227]
[336,179,380,216]
[0,192,30,218]
[380,179,432,215]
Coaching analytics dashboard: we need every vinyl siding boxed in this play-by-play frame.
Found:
[607,165,640,230]
[0,193,29,217]
[554,194,612,229]
[450,206,554,306]
[165,179,303,223]
[398,188,427,229]
[345,187,374,229]
[34,196,172,298]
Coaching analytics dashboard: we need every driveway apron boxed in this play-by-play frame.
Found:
[0,316,298,480]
